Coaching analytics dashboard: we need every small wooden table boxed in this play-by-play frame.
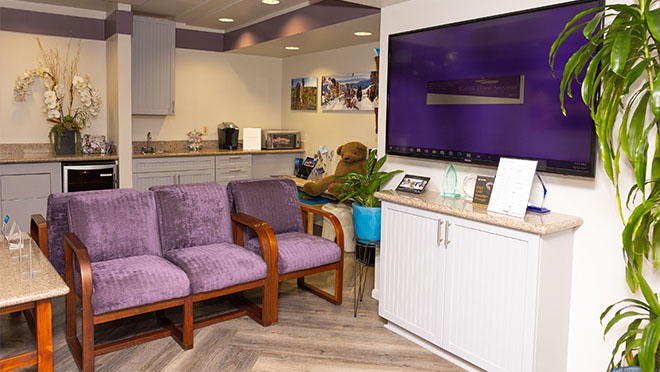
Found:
[0,237,69,372]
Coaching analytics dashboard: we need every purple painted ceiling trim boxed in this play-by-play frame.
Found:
[176,28,224,52]
[0,7,105,40]
[223,0,379,51]
[105,10,133,39]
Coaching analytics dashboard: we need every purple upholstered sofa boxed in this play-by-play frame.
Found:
[45,183,275,372]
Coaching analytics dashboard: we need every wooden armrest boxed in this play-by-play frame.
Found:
[30,214,48,258]
[63,233,93,305]
[230,213,278,270]
[300,204,345,251]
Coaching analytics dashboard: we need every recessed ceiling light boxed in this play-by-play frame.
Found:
[285,46,300,50]
[262,0,280,4]
[354,31,372,36]
[218,17,234,22]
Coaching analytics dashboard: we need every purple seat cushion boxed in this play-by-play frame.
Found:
[227,178,304,241]
[85,255,190,315]
[245,232,341,274]
[68,190,162,262]
[47,189,138,273]
[165,243,267,294]
[151,183,233,252]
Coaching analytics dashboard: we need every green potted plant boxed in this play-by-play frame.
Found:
[335,149,402,243]
[550,1,660,370]
[14,38,101,155]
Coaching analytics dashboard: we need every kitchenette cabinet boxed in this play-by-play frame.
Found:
[0,163,61,232]
[132,156,215,190]
[215,154,251,185]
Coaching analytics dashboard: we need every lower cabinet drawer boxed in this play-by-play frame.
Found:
[1,173,52,200]
[216,170,251,185]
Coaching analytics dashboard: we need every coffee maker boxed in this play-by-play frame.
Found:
[217,122,239,149]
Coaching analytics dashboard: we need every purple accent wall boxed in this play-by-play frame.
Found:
[105,10,133,39]
[0,7,105,40]
[224,0,379,51]
[176,28,224,52]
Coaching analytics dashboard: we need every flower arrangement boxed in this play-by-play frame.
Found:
[14,38,101,154]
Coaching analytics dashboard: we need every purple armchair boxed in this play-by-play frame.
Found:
[63,189,192,372]
[150,182,276,329]
[227,178,344,322]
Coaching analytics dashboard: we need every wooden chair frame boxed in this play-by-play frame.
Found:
[234,203,345,323]
[30,214,48,258]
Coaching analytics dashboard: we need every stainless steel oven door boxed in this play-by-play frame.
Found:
[63,162,118,192]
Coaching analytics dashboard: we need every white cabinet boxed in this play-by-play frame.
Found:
[132,16,175,115]
[251,152,303,178]
[379,201,573,372]
[132,157,215,190]
[0,163,62,231]
[379,203,445,343]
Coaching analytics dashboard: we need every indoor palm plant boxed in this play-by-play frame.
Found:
[335,149,401,242]
[550,1,660,370]
[14,39,101,155]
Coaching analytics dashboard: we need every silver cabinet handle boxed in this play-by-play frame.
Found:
[229,169,241,173]
[177,174,181,184]
[445,221,451,248]
[437,219,444,246]
[99,173,113,177]
[229,156,241,159]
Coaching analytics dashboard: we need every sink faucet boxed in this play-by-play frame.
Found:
[141,132,155,154]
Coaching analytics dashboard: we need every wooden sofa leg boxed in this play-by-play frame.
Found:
[335,265,343,305]
[182,296,193,350]
[81,301,95,372]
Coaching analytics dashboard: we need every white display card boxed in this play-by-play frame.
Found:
[243,128,261,150]
[487,158,538,219]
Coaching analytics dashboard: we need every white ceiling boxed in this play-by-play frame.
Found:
[17,0,409,55]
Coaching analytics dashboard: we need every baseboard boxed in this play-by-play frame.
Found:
[383,322,484,372]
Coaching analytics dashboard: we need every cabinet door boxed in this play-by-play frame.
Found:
[442,216,539,372]
[132,16,175,115]
[379,201,446,343]
[177,169,215,185]
[132,171,176,190]
[251,153,302,178]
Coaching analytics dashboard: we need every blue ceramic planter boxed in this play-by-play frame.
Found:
[352,203,381,243]
[611,367,642,372]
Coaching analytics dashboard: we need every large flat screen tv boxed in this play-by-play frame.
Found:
[385,0,600,177]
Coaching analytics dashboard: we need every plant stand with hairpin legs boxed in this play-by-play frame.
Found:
[354,238,378,317]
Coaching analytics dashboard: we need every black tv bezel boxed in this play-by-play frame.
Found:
[384,0,601,178]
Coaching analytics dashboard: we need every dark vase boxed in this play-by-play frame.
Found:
[52,129,77,156]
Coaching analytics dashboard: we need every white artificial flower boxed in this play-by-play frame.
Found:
[47,109,61,119]
[44,90,58,109]
[73,75,85,89]
[54,84,65,98]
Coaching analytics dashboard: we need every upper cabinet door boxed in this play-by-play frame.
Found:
[132,16,175,115]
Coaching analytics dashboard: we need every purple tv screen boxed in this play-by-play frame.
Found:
[385,0,599,177]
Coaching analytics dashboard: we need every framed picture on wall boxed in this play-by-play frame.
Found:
[321,72,378,111]
[291,77,318,110]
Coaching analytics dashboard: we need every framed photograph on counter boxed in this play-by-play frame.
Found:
[396,174,430,194]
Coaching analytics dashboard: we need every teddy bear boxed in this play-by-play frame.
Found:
[302,142,368,197]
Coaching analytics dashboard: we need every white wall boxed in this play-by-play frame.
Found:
[0,31,107,143]
[132,49,283,142]
[379,1,631,371]
[281,42,379,164]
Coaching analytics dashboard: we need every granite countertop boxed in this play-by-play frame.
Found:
[133,148,305,158]
[375,190,583,235]
[0,152,118,164]
[0,236,69,308]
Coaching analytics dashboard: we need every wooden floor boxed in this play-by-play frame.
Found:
[0,254,463,372]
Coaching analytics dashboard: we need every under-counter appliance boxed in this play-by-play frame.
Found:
[62,161,118,192]
[261,130,301,150]
[218,122,239,149]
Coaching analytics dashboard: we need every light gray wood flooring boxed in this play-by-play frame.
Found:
[0,255,463,371]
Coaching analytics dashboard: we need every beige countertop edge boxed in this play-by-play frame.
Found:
[0,154,118,164]
[133,148,305,158]
[375,190,584,236]
[0,285,69,308]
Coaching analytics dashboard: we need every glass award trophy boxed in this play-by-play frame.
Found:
[441,164,461,199]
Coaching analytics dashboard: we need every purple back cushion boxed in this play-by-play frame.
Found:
[47,189,139,273]
[151,183,233,252]
[67,190,162,262]
[227,178,303,238]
